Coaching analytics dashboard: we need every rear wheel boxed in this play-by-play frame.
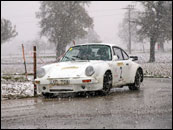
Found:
[100,71,112,95]
[129,69,143,90]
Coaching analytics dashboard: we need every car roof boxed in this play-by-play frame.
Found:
[74,43,115,47]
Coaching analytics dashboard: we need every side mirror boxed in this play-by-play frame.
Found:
[113,55,118,61]
[130,56,138,61]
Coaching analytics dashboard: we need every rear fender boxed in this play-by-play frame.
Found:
[129,63,143,83]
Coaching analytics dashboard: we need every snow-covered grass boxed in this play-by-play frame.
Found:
[142,63,172,78]
[132,51,172,78]
[1,81,34,99]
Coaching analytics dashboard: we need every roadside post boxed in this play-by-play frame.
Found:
[22,44,28,80]
[73,40,75,46]
[33,46,37,96]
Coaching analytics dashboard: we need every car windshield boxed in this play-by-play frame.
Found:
[61,45,112,62]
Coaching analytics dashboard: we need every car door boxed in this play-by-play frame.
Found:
[121,49,131,84]
[112,47,125,86]
[112,47,132,86]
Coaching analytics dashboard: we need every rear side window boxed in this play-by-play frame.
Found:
[122,50,129,60]
[113,48,123,60]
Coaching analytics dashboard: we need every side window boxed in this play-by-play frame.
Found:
[113,48,123,60]
[122,50,129,60]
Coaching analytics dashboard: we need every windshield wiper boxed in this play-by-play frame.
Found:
[71,56,90,62]
[72,56,82,60]
[73,56,90,61]
[64,56,75,61]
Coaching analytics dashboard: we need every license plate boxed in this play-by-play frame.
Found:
[50,80,69,85]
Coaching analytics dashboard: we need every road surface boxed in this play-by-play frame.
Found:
[1,78,172,129]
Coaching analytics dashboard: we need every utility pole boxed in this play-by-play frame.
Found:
[123,5,135,54]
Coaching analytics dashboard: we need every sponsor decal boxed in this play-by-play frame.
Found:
[117,62,124,66]
[62,66,79,70]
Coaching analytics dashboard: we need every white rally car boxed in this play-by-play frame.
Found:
[35,43,143,97]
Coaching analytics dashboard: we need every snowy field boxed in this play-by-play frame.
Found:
[1,52,56,99]
[1,81,34,99]
[134,51,172,78]
[1,51,172,99]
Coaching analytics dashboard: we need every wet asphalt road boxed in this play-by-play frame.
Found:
[1,78,172,129]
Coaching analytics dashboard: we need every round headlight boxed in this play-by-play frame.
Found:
[85,66,95,76]
[37,68,46,78]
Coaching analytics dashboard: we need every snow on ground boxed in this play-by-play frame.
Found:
[1,51,172,99]
[133,51,172,78]
[142,63,172,78]
[1,81,34,99]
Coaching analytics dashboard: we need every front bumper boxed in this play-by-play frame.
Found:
[35,77,102,94]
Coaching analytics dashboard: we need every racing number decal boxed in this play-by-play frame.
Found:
[120,67,122,79]
[117,62,123,79]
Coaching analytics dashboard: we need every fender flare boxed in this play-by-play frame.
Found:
[93,63,112,88]
[130,66,143,83]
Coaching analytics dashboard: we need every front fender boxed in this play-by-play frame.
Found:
[92,62,112,87]
[129,62,143,83]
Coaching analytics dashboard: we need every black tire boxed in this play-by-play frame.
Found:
[42,92,54,98]
[129,69,143,90]
[100,71,112,96]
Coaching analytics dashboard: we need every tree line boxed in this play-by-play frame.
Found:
[1,1,172,62]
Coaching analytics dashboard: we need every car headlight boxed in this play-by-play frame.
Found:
[85,66,95,76]
[37,68,46,78]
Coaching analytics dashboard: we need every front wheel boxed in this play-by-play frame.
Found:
[129,69,143,90]
[100,71,112,96]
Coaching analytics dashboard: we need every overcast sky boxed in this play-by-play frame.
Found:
[1,1,135,46]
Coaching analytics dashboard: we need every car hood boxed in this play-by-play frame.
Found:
[45,61,101,79]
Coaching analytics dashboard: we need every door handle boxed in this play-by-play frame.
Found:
[126,63,129,66]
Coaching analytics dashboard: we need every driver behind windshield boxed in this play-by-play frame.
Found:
[61,45,112,62]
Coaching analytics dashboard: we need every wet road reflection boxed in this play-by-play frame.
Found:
[1,78,172,129]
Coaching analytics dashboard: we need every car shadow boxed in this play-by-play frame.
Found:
[42,86,142,99]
